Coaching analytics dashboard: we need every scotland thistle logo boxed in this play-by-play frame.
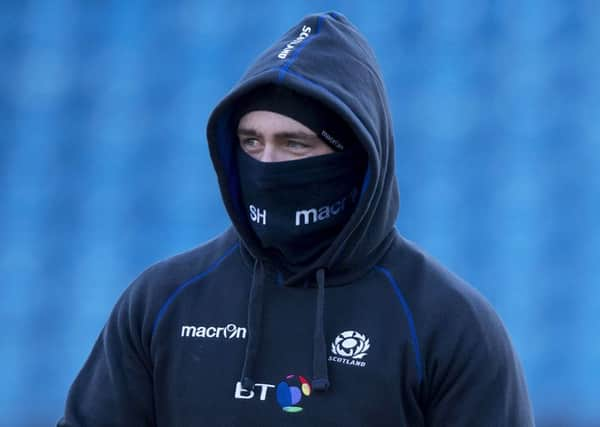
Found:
[329,330,370,367]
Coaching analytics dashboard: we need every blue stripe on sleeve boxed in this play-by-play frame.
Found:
[374,265,424,383]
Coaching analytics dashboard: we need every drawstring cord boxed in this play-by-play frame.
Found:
[240,261,330,392]
[312,267,330,391]
[240,260,265,390]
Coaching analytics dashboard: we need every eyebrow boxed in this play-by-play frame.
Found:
[237,127,318,140]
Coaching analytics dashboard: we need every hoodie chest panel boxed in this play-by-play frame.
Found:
[150,265,422,426]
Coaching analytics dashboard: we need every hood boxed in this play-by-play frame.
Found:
[206,11,400,392]
[207,11,399,285]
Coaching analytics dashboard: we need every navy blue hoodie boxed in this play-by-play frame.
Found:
[59,11,534,426]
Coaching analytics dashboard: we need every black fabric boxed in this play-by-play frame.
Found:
[311,268,329,391]
[240,259,265,390]
[236,148,364,268]
[235,84,354,151]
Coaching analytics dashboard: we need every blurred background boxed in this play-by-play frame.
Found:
[0,1,598,426]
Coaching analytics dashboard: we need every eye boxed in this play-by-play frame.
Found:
[286,140,311,150]
[240,137,261,150]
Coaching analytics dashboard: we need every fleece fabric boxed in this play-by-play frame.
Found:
[59,11,534,426]
[235,147,363,267]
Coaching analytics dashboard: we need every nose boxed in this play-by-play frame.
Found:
[260,141,279,162]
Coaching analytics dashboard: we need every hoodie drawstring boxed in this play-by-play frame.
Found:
[240,260,265,390]
[240,262,330,392]
[312,267,330,391]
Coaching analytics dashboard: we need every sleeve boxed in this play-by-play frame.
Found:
[422,292,535,427]
[57,279,156,427]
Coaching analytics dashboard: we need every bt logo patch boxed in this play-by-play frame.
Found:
[276,375,312,413]
[329,330,371,367]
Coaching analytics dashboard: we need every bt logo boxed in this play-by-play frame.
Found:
[234,381,274,401]
[276,375,312,413]
[234,374,312,413]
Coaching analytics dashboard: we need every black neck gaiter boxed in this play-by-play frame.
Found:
[237,149,365,268]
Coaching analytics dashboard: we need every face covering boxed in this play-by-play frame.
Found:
[237,148,365,267]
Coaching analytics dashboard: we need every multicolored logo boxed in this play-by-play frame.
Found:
[275,374,311,413]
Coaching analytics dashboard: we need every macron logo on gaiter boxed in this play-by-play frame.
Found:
[295,188,358,226]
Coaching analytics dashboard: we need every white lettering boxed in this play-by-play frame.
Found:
[181,326,194,337]
[320,130,344,151]
[233,325,247,339]
[225,323,236,338]
[295,208,318,226]
[235,381,254,399]
[180,324,247,340]
[257,209,266,225]
[295,188,357,226]
[255,383,275,400]
[277,25,312,59]
[317,205,330,220]
[249,204,267,225]
[328,355,367,368]
[234,382,275,400]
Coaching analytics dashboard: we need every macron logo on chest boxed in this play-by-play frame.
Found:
[180,323,247,339]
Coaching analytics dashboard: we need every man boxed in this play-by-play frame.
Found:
[59,11,534,426]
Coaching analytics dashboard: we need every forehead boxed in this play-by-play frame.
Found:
[237,110,316,136]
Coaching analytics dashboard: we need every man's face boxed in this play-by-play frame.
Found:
[237,110,334,162]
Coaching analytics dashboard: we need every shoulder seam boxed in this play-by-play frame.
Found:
[150,242,240,336]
